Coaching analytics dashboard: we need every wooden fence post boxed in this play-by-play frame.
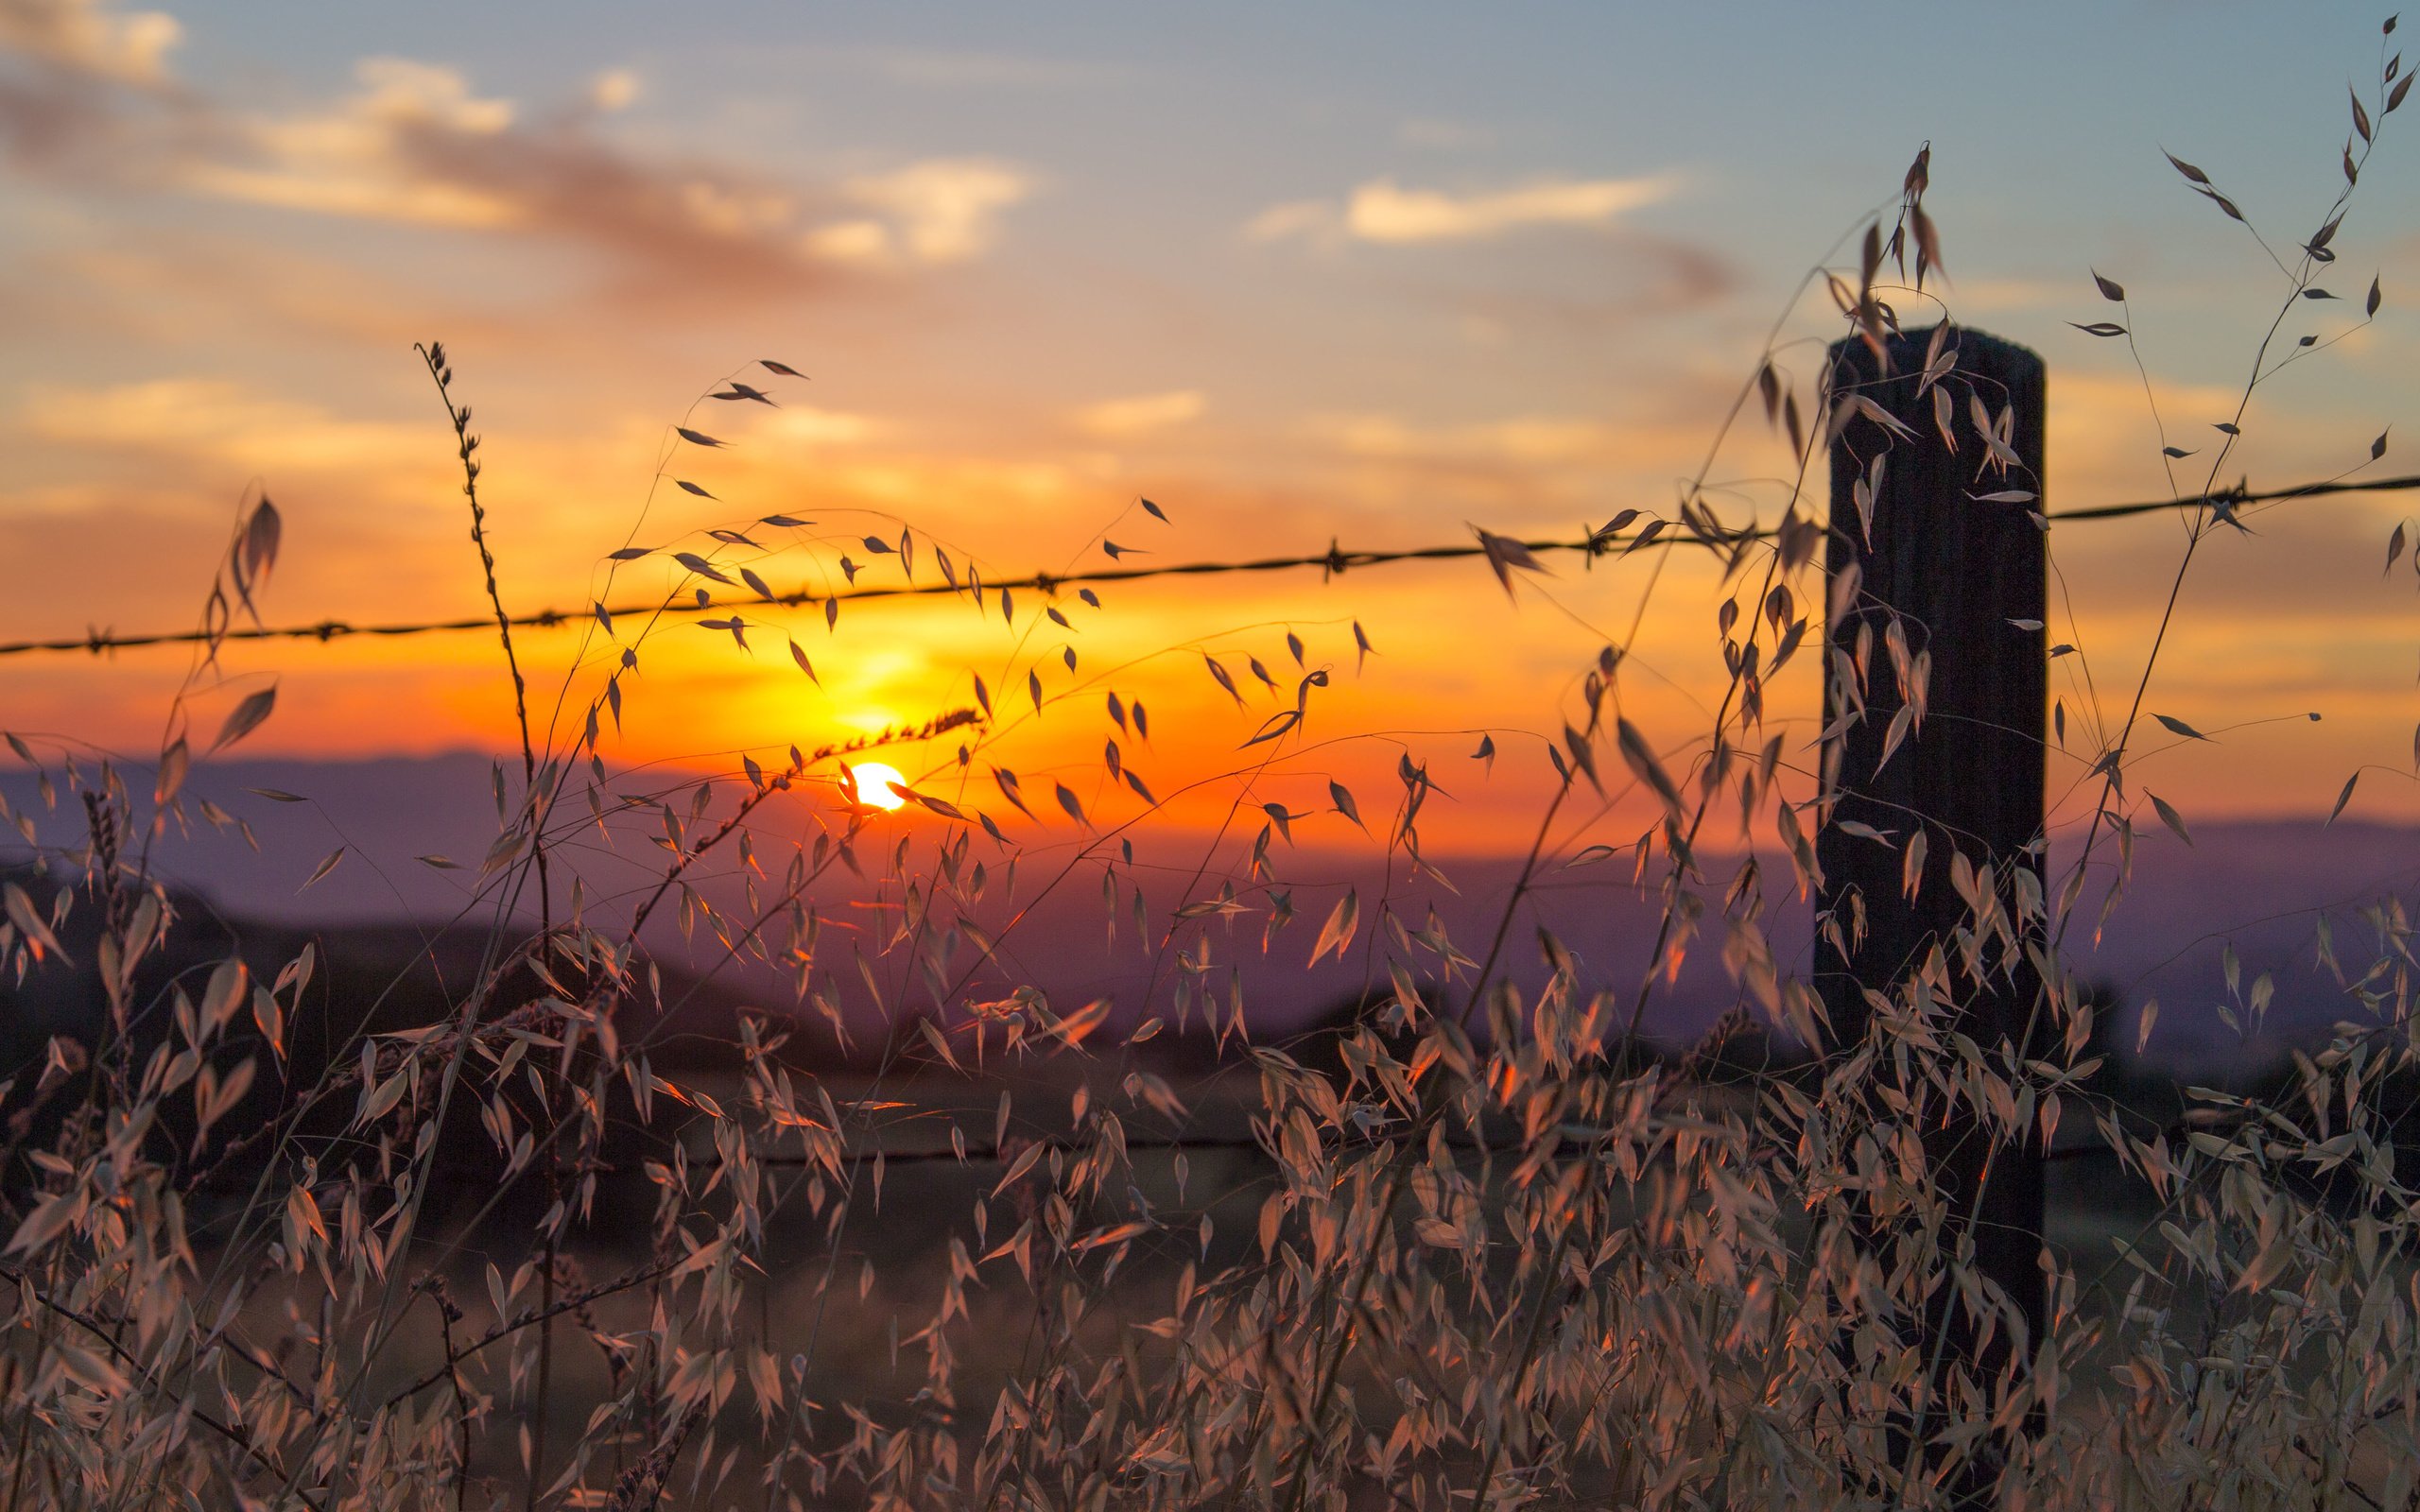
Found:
[1815,324,2048,1496]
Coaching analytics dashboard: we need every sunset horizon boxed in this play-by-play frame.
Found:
[3,1,2415,849]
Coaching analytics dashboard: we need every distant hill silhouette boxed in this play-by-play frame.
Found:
[9,755,2417,1076]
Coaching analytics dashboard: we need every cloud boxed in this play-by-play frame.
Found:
[587,67,639,113]
[1242,198,1334,246]
[0,10,1034,302]
[1286,404,1734,525]
[0,0,198,173]
[17,376,438,472]
[1306,411,1621,467]
[1443,234,1738,332]
[2046,369,2267,503]
[1248,172,1676,248]
[9,235,458,349]
[194,64,1032,287]
[0,0,178,85]
[1072,388,1206,438]
[1349,175,1672,243]
[800,218,888,264]
[183,59,524,228]
[813,158,1033,267]
[758,404,882,448]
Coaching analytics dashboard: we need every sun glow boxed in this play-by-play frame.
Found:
[849,762,909,811]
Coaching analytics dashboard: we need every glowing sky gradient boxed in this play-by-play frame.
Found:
[3,1,2418,851]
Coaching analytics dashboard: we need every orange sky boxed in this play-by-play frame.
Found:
[3,1,2418,857]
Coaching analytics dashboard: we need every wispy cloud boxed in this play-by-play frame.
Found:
[1241,198,1334,246]
[1305,411,1622,467]
[0,0,197,173]
[809,158,1033,268]
[1351,175,1672,242]
[757,404,884,448]
[18,376,438,472]
[586,67,639,113]
[193,61,1033,292]
[1247,172,1677,247]
[1071,388,1205,438]
[0,0,178,85]
[0,4,1036,302]
[186,59,526,229]
[1445,235,1738,335]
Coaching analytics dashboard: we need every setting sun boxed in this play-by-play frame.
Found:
[848,762,909,812]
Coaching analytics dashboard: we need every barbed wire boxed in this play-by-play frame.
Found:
[4,472,2414,661]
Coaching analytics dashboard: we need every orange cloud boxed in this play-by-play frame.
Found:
[815,158,1033,267]
[1072,389,1206,438]
[0,0,178,85]
[1348,175,1675,243]
[1248,172,1677,246]
[19,377,437,472]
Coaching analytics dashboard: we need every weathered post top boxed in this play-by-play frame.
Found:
[1817,324,2047,1049]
